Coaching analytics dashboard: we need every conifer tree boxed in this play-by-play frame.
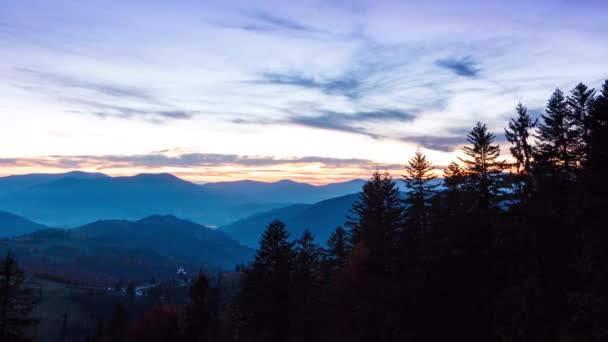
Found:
[459,122,507,211]
[443,162,467,193]
[505,103,537,174]
[567,82,596,163]
[184,272,212,341]
[238,220,295,342]
[346,171,404,269]
[293,230,321,289]
[535,88,578,179]
[0,251,37,342]
[325,226,351,272]
[586,80,608,190]
[402,148,437,233]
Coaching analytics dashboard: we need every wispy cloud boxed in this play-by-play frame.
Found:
[288,109,416,138]
[15,67,156,101]
[435,56,481,77]
[253,72,362,99]
[66,99,195,122]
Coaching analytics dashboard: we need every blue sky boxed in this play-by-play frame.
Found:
[1,0,606,183]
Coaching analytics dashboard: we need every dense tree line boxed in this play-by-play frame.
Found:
[230,79,608,342]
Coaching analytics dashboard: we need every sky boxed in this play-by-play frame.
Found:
[1,0,607,184]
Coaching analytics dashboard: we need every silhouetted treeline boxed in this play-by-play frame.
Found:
[228,80,608,342]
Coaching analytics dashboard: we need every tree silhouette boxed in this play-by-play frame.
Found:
[402,148,437,234]
[0,251,37,342]
[346,171,404,270]
[505,102,537,174]
[567,82,596,164]
[459,122,507,211]
[325,226,351,272]
[535,88,578,179]
[237,220,295,342]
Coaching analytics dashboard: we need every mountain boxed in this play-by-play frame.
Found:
[200,179,366,204]
[0,210,48,238]
[222,194,359,248]
[0,173,287,227]
[0,171,109,197]
[0,215,253,284]
[0,172,366,227]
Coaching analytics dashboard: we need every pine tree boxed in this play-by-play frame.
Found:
[586,80,608,191]
[443,162,467,193]
[567,83,596,164]
[459,122,507,211]
[0,251,37,342]
[325,226,351,272]
[346,171,404,263]
[535,88,578,179]
[505,103,537,174]
[184,272,212,341]
[238,220,295,342]
[293,230,322,289]
[402,148,438,233]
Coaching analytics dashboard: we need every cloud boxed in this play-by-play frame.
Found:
[289,109,416,138]
[248,12,325,33]
[66,99,195,122]
[400,135,466,152]
[2,153,402,171]
[435,56,480,77]
[254,72,362,99]
[15,68,155,101]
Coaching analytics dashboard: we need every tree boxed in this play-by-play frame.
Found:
[567,82,596,163]
[237,220,295,342]
[293,230,322,289]
[402,148,438,233]
[585,80,608,191]
[325,226,351,272]
[443,162,467,193]
[505,102,537,174]
[535,88,578,179]
[346,171,404,270]
[183,272,213,341]
[459,122,507,211]
[0,251,37,342]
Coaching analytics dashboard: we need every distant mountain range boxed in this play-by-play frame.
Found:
[222,194,359,248]
[0,215,253,284]
[0,210,49,238]
[0,171,366,227]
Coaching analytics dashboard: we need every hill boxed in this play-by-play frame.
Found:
[222,194,359,247]
[0,210,49,238]
[201,179,366,204]
[0,215,253,284]
[0,172,365,227]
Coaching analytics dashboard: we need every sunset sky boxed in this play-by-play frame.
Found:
[1,0,606,183]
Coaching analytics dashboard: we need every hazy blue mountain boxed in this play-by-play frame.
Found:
[0,215,253,284]
[201,179,366,204]
[0,173,286,227]
[0,172,367,228]
[222,194,359,248]
[0,171,109,197]
[0,210,49,238]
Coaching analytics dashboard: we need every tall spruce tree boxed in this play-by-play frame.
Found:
[586,80,608,191]
[459,122,507,211]
[567,82,596,164]
[535,88,578,179]
[293,230,322,291]
[238,220,295,342]
[0,251,36,342]
[402,148,437,233]
[505,103,537,174]
[346,171,404,269]
[325,226,351,272]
